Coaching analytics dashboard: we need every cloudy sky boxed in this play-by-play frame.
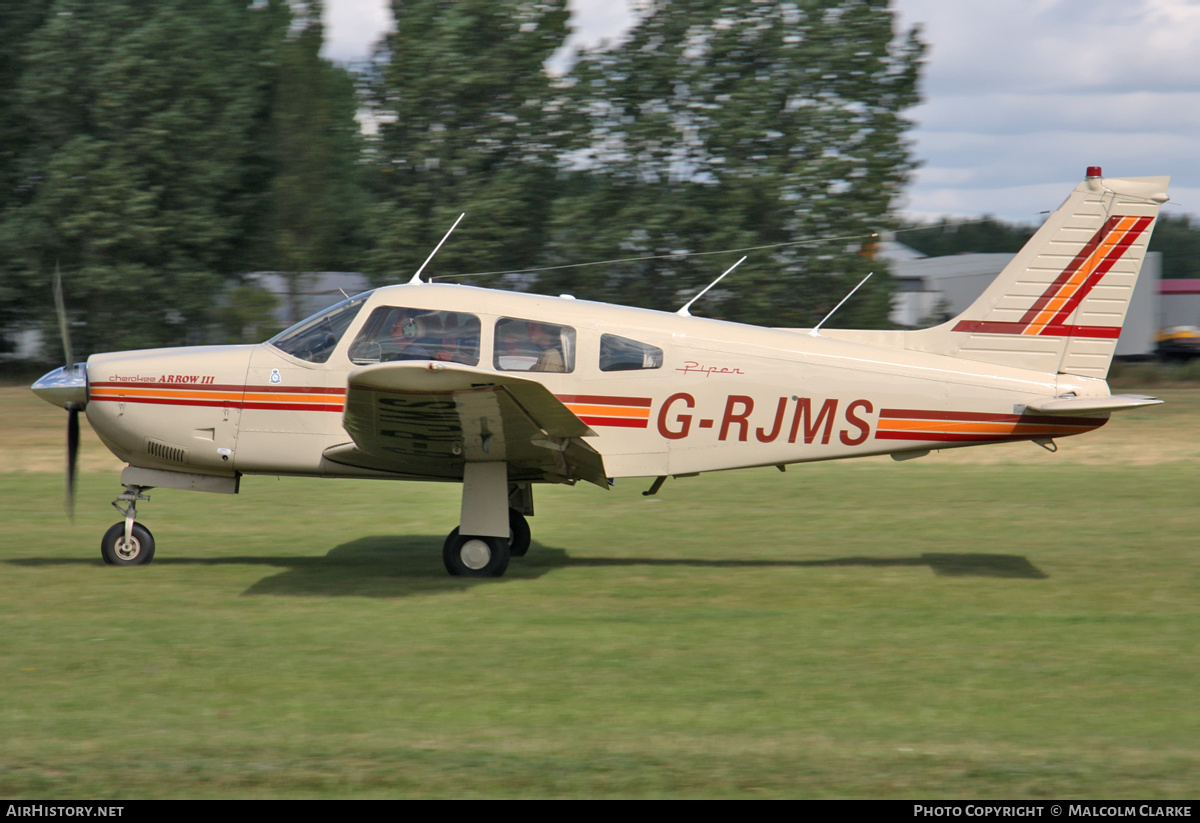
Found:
[323,0,1200,225]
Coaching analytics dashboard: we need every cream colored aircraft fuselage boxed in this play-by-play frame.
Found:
[33,169,1170,576]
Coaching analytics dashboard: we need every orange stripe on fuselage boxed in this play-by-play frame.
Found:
[876,419,1096,435]
[242,392,342,405]
[91,387,242,401]
[91,387,342,406]
[562,404,650,419]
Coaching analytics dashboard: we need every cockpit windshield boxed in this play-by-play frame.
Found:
[267,291,373,363]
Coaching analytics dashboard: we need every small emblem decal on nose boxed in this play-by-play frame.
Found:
[270,369,281,384]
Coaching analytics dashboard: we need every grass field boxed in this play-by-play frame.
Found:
[2,385,1198,798]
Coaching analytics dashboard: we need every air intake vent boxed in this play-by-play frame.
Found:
[146,438,188,464]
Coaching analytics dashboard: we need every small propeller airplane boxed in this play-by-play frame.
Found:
[33,168,1169,577]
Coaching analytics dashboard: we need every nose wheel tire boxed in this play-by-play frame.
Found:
[101,522,156,566]
[443,532,510,577]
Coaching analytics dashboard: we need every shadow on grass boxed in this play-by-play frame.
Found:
[7,535,560,597]
[553,552,1046,578]
[239,535,561,597]
[8,533,1046,597]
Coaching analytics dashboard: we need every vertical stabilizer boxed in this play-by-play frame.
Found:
[909,169,1169,377]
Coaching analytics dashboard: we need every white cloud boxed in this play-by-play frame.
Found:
[321,0,393,63]
[895,0,1200,221]
[321,0,633,63]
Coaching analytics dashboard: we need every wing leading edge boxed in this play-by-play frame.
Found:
[323,361,608,488]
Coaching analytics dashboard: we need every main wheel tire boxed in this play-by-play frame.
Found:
[508,508,531,558]
[101,522,156,566]
[444,508,530,562]
[443,532,510,577]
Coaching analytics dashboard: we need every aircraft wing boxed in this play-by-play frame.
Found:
[324,361,608,488]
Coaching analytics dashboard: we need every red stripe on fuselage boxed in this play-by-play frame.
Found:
[556,394,653,407]
[92,381,345,394]
[90,396,343,412]
[89,381,345,412]
[879,409,1104,427]
[577,416,649,428]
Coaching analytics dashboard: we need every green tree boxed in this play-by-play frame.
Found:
[363,0,570,285]
[896,217,1036,258]
[268,0,369,321]
[218,283,282,345]
[0,1,56,354]
[898,212,1200,284]
[0,2,54,201]
[1,0,290,357]
[546,0,923,328]
[1149,213,1200,281]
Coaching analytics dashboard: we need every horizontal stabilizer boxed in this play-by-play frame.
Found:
[1024,394,1162,416]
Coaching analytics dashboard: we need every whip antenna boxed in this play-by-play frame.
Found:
[676,256,748,317]
[809,272,873,337]
[409,213,466,284]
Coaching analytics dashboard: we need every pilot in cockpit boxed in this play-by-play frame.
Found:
[381,310,433,361]
[527,322,565,372]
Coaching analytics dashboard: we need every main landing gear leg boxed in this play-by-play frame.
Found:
[443,463,514,578]
[101,484,155,566]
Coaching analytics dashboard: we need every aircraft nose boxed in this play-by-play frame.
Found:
[31,363,88,410]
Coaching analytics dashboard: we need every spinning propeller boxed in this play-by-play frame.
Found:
[30,266,89,519]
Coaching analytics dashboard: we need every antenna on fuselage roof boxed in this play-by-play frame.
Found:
[409,212,466,285]
[808,272,873,337]
[676,256,748,317]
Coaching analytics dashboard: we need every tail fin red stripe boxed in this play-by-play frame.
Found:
[1015,215,1124,327]
[951,214,1150,339]
[1045,215,1152,329]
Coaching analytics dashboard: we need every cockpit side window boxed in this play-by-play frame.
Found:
[494,317,575,373]
[268,292,371,364]
[348,306,481,366]
[599,334,663,371]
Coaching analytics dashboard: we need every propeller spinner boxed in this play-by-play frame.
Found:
[32,363,89,517]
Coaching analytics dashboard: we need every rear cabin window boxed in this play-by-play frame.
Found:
[599,334,663,372]
[348,306,481,366]
[494,318,575,373]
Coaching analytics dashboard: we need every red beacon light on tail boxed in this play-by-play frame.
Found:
[1086,166,1103,178]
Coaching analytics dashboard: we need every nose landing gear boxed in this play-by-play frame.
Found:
[101,485,155,566]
